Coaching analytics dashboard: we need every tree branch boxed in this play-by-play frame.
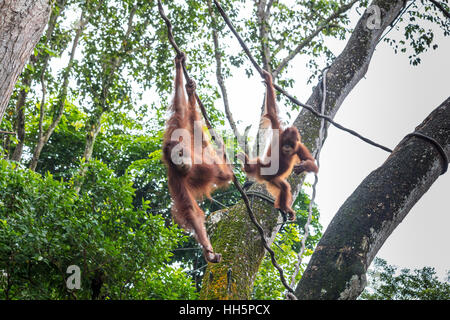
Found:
[201,0,407,300]
[296,97,450,300]
[429,0,450,20]
[273,0,359,78]
[265,0,275,15]
[256,0,272,72]
[29,2,92,171]
[207,0,245,152]
[0,130,15,135]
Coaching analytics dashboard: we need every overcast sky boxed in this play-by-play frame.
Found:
[219,10,450,277]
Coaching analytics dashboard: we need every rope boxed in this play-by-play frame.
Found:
[157,0,214,132]
[212,0,393,154]
[286,67,329,299]
[157,0,296,296]
[208,196,229,209]
[405,132,448,175]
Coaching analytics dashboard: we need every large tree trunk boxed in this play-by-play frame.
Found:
[0,0,50,123]
[296,97,450,300]
[200,0,406,299]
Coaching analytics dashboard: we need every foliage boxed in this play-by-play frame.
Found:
[384,0,450,66]
[360,258,450,300]
[28,102,87,178]
[0,160,197,299]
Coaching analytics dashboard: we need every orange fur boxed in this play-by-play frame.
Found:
[240,71,318,220]
[162,53,233,263]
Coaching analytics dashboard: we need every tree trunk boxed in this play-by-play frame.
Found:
[12,0,66,163]
[75,3,137,193]
[0,0,50,123]
[74,111,104,194]
[10,76,30,161]
[296,97,450,300]
[29,3,86,171]
[200,0,406,299]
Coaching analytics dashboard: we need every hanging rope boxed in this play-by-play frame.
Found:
[285,67,329,300]
[157,0,296,296]
[212,0,393,154]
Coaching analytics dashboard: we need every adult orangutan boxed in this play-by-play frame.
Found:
[162,52,233,263]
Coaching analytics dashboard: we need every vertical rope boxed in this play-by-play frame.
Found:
[287,67,329,299]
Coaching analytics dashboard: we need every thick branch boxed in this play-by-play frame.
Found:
[296,97,450,300]
[256,0,272,72]
[0,0,51,123]
[290,0,405,199]
[266,0,274,16]
[0,130,15,135]
[10,76,30,161]
[214,0,392,155]
[273,0,358,78]
[29,4,89,171]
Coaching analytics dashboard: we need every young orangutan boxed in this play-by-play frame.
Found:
[238,70,318,221]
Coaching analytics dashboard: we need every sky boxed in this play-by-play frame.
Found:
[313,33,450,277]
[218,8,450,277]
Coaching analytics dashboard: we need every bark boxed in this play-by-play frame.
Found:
[296,97,450,300]
[199,199,280,299]
[0,0,51,124]
[200,0,406,299]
